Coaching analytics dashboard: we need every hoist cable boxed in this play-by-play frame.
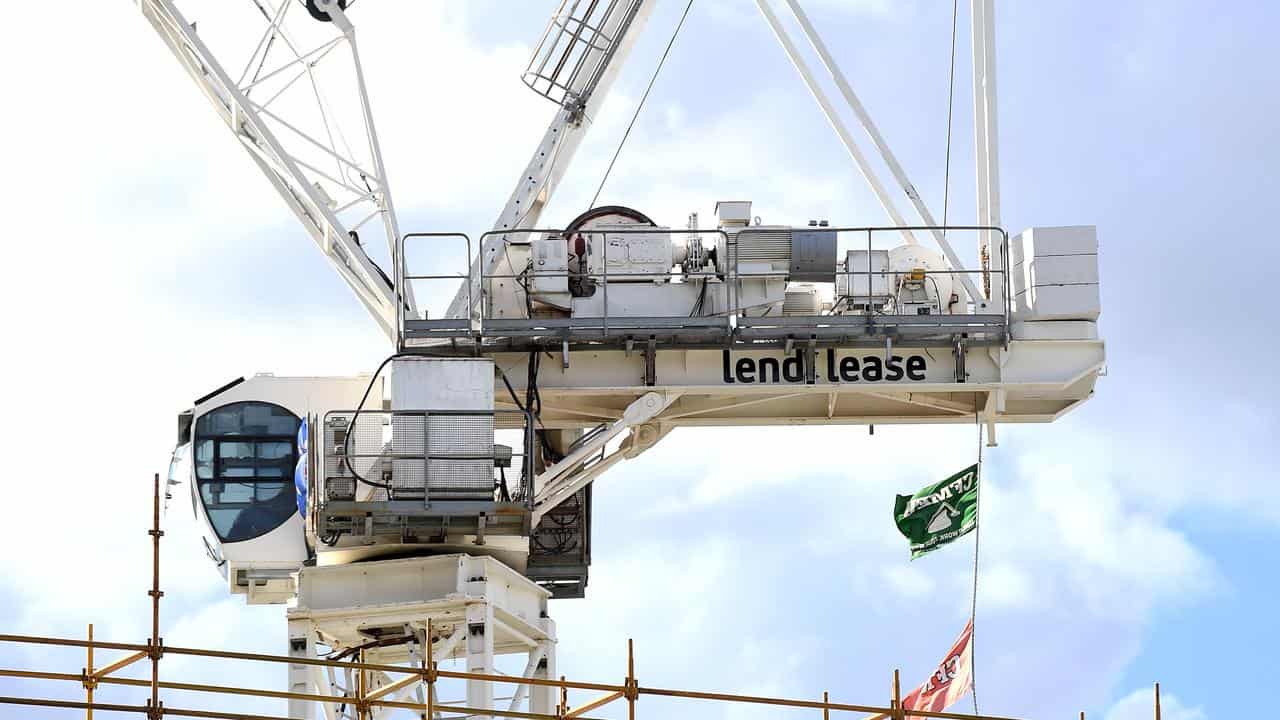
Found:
[942,0,959,240]
[959,0,976,706]
[588,0,696,210]
[970,407,983,716]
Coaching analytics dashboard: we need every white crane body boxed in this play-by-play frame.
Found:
[141,1,1104,716]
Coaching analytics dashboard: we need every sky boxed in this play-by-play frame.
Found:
[1,1,1278,719]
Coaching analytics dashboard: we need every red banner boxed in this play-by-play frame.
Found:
[901,618,973,717]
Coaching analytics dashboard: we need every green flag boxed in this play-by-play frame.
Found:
[894,464,979,559]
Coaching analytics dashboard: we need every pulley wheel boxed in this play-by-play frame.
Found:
[305,0,348,22]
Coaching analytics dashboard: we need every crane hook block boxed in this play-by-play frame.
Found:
[305,0,348,22]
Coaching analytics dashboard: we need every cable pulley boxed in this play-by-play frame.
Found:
[305,0,349,23]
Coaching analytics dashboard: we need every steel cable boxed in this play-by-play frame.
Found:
[942,0,959,241]
[588,0,696,210]
[970,408,983,716]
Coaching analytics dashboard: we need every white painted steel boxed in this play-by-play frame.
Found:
[187,373,382,600]
[288,554,557,717]
[779,0,987,307]
[446,1,657,321]
[135,0,407,340]
[532,392,678,522]
[287,617,319,720]
[754,0,918,248]
[492,339,1104,428]
[508,645,546,714]
[972,0,1003,306]
[390,358,495,411]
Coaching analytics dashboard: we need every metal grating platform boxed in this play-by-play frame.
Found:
[397,225,1011,356]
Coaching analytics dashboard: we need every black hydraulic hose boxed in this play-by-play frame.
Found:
[342,352,417,490]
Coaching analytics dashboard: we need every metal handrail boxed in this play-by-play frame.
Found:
[735,224,1011,325]
[521,0,645,109]
[401,224,1010,347]
[322,407,535,509]
[474,227,734,338]
[397,231,474,351]
[0,628,1049,720]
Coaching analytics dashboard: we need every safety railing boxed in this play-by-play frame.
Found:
[0,474,1152,720]
[730,225,1010,345]
[398,225,1010,353]
[0,626,1055,720]
[317,408,535,544]
[476,227,734,341]
[395,231,476,348]
[522,0,646,111]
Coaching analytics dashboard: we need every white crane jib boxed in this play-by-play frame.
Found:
[137,0,408,341]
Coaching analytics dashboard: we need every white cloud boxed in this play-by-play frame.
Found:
[979,454,1218,621]
[355,5,554,215]
[550,92,877,231]
[628,422,1215,627]
[1106,686,1204,720]
[882,564,937,598]
[571,421,1218,718]
[970,562,1032,609]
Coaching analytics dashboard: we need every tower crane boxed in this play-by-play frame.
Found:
[139,1,1105,716]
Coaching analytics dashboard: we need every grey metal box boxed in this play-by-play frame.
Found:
[789,229,836,282]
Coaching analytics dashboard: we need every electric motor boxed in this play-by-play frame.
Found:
[887,245,954,314]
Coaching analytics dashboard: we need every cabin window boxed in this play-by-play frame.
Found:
[194,402,300,543]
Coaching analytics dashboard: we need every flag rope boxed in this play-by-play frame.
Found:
[970,410,983,716]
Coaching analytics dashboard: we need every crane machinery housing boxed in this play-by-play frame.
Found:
[140,0,1104,716]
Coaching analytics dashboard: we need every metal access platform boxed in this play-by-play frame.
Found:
[316,406,592,598]
[387,223,1103,433]
[395,226,1011,356]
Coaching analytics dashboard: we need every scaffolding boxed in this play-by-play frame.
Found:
[0,475,1162,720]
